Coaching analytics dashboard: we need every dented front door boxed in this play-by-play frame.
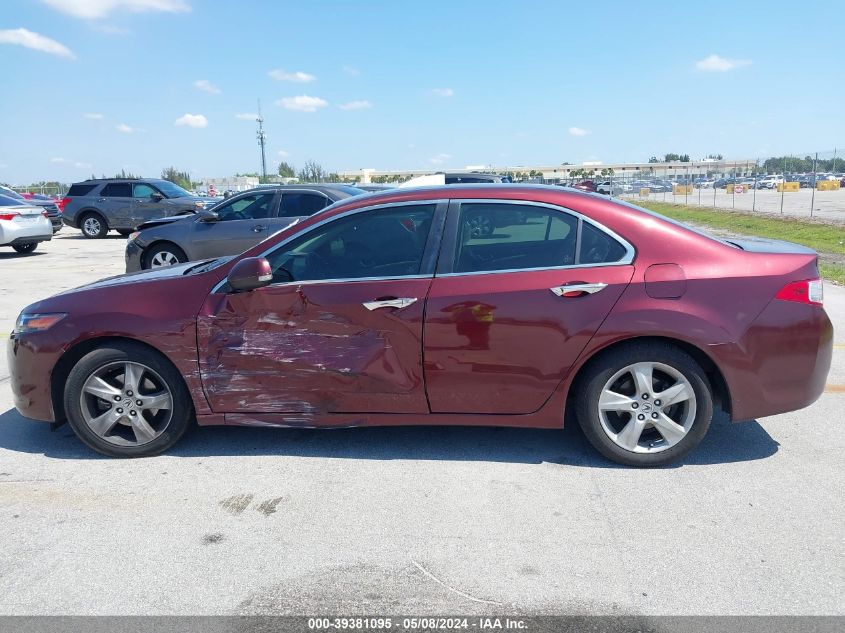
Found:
[197,277,432,415]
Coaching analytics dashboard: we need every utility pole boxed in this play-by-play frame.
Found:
[256,100,267,182]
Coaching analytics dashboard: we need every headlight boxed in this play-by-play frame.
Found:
[14,313,67,334]
[128,231,141,242]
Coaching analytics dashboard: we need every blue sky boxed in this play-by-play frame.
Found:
[1,0,843,184]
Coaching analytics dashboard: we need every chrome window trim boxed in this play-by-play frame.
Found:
[443,198,635,278]
[212,199,446,293]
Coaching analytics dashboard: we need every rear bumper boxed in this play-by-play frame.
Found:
[712,301,833,421]
[0,217,53,245]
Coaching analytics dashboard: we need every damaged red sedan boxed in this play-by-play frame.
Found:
[8,185,833,465]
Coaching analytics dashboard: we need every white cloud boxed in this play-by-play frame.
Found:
[50,157,91,168]
[431,88,454,97]
[695,54,752,72]
[193,79,220,94]
[115,123,134,133]
[339,100,372,111]
[0,28,75,59]
[343,65,360,76]
[569,126,590,137]
[92,24,129,34]
[174,113,208,128]
[235,112,258,120]
[275,95,328,112]
[429,153,451,165]
[268,69,315,82]
[277,150,290,157]
[41,0,191,19]
[83,112,104,119]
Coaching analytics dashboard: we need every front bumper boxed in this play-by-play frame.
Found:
[125,238,145,272]
[7,333,58,422]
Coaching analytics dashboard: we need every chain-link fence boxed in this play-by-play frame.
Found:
[544,150,844,221]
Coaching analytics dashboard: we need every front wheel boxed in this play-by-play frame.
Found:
[63,343,194,457]
[575,342,713,467]
[12,243,38,254]
[144,242,187,269]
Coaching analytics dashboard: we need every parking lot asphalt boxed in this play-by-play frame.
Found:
[0,231,843,616]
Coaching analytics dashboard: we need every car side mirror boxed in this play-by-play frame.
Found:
[227,257,273,293]
[197,210,219,223]
[151,192,164,201]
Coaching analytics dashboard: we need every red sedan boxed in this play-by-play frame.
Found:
[7,186,832,465]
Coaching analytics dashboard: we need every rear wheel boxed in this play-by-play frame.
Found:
[575,342,713,467]
[12,243,37,254]
[80,212,108,239]
[144,242,187,269]
[63,343,193,458]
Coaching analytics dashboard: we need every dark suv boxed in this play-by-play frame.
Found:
[61,178,216,238]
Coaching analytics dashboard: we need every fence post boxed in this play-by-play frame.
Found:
[810,152,817,218]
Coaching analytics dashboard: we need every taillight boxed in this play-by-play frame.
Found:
[57,197,70,212]
[0,211,20,221]
[776,278,823,306]
[41,210,49,217]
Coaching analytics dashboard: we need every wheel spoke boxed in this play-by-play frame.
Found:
[631,363,654,396]
[88,409,121,437]
[131,416,157,444]
[616,417,646,451]
[123,363,144,393]
[599,389,636,412]
[139,391,171,412]
[83,376,121,402]
[655,381,693,408]
[652,412,688,446]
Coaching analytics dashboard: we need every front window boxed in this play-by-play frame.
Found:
[133,183,158,198]
[214,192,275,221]
[154,180,192,198]
[266,204,436,283]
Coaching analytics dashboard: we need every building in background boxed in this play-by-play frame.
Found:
[199,176,259,193]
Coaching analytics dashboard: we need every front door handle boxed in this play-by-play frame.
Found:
[251,224,268,232]
[363,297,418,310]
[550,282,608,297]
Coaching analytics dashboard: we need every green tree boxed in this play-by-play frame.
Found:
[278,161,296,178]
[161,166,192,190]
[648,156,660,163]
[297,160,327,183]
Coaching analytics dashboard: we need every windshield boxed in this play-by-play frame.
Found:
[153,180,192,198]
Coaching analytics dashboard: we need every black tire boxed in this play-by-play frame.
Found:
[63,342,194,458]
[117,229,133,237]
[12,243,38,254]
[574,342,713,467]
[465,213,494,238]
[80,212,108,239]
[143,242,188,269]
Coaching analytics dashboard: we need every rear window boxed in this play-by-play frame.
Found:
[67,183,97,196]
[100,183,132,197]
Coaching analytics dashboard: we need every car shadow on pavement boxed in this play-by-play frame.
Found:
[0,252,46,260]
[0,408,778,467]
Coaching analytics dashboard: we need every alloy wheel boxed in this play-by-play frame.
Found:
[150,250,180,267]
[82,217,102,237]
[597,361,697,454]
[79,361,173,447]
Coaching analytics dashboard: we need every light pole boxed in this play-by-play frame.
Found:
[256,100,267,183]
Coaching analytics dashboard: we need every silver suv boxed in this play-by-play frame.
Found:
[61,178,216,238]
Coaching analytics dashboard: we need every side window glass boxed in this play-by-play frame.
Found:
[267,204,436,282]
[579,222,627,264]
[455,203,577,273]
[280,193,330,217]
[215,193,274,221]
[133,183,157,198]
[100,183,131,197]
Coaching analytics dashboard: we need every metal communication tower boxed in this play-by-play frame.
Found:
[256,101,267,181]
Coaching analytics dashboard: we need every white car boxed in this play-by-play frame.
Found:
[0,195,52,254]
[596,181,630,195]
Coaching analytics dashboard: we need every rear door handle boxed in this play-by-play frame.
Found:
[363,297,418,310]
[550,282,608,297]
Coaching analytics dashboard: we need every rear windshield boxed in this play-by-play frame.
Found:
[67,184,97,196]
[611,198,734,245]
[334,185,368,197]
